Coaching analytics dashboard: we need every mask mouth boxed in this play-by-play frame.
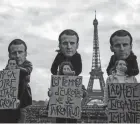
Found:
[120,53,125,55]
[66,51,72,53]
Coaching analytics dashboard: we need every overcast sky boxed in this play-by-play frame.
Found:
[0,0,140,100]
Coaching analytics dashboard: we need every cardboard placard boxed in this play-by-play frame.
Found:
[0,69,20,109]
[107,83,140,123]
[48,75,82,119]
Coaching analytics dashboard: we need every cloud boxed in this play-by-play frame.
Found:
[30,68,51,100]
[0,0,139,100]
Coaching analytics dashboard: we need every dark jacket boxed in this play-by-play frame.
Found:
[51,52,82,76]
[0,109,20,123]
[106,52,139,76]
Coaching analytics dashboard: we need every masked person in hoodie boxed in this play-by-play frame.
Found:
[106,29,139,76]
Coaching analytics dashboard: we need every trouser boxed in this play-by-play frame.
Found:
[0,109,20,123]
[18,108,27,123]
[56,117,77,123]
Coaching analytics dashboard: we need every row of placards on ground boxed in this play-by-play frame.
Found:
[0,70,140,123]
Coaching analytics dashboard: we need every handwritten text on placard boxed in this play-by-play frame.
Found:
[0,69,20,109]
[48,75,82,119]
[107,83,140,123]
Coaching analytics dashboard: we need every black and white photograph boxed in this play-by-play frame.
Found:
[0,0,139,123]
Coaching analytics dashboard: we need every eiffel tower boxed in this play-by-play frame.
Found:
[82,11,105,106]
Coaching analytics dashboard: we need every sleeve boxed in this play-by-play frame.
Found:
[73,54,82,76]
[24,61,33,75]
[127,58,139,76]
[51,54,60,75]
[20,60,33,83]
[106,56,114,76]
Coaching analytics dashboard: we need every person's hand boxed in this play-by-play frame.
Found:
[17,66,27,73]
[16,99,20,108]
[48,88,53,97]
[16,66,22,70]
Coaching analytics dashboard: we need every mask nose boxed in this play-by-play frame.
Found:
[67,43,71,49]
[15,52,20,58]
[120,44,124,50]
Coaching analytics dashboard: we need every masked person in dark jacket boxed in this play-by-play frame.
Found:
[0,39,33,123]
[50,29,87,123]
[107,29,139,76]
